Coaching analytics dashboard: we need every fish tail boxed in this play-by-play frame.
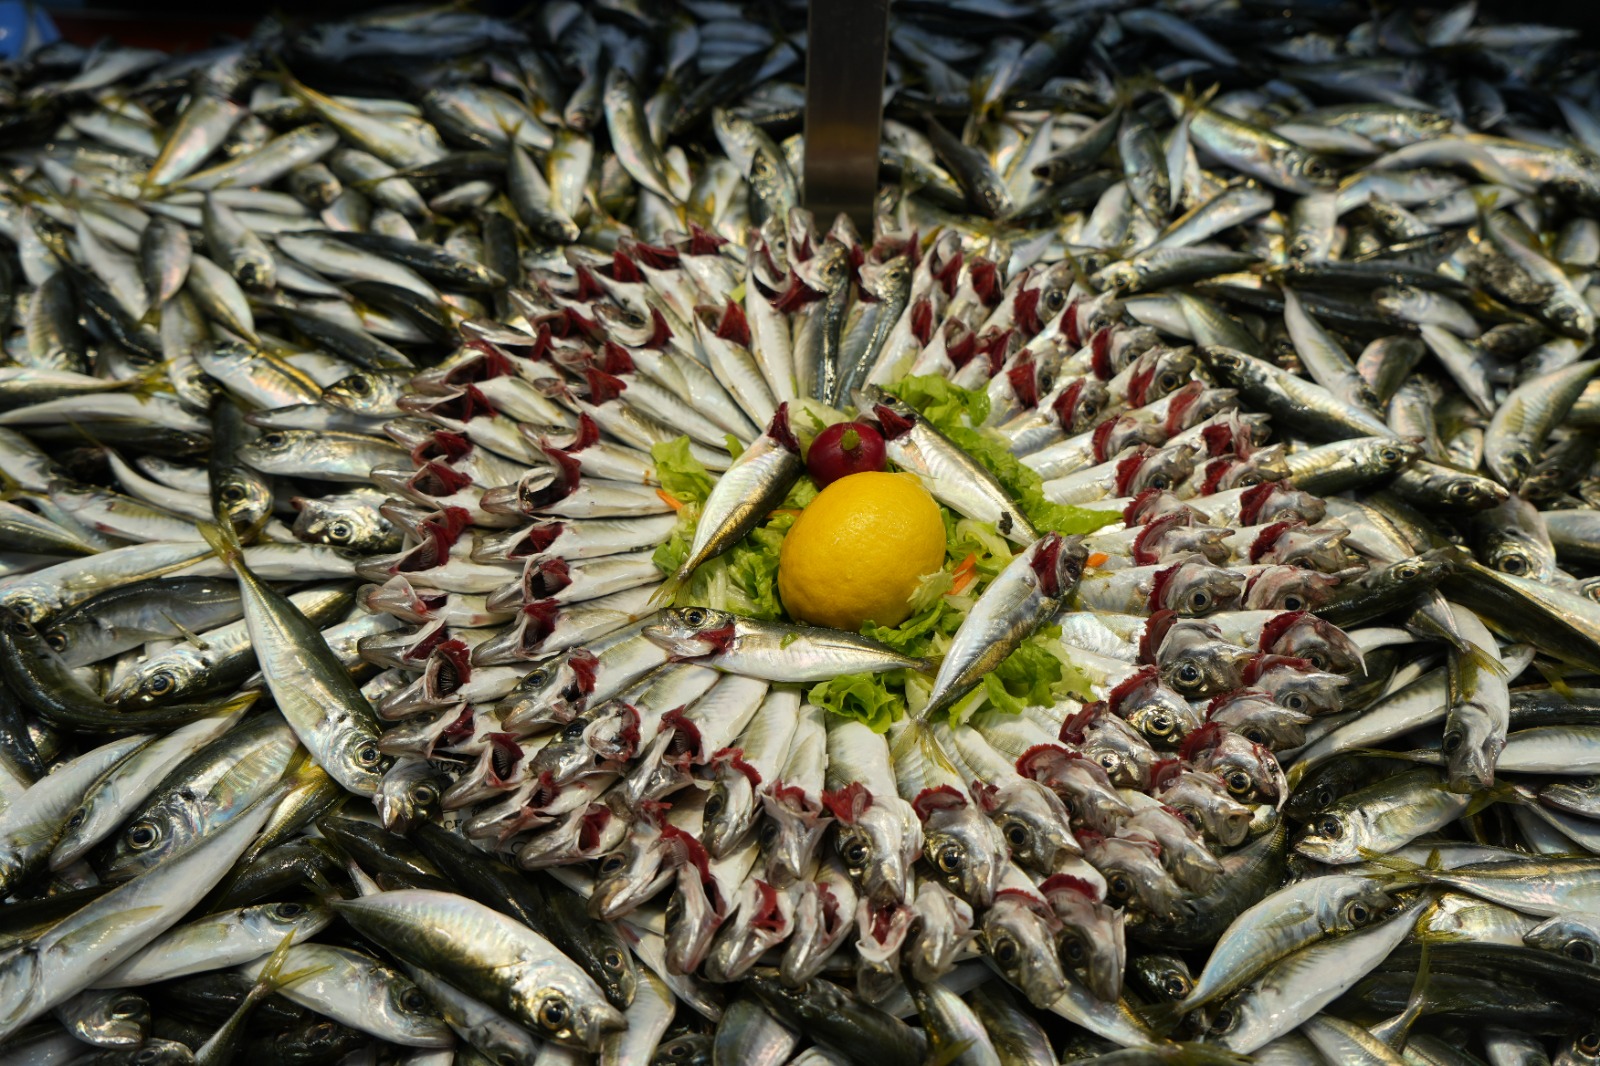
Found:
[649,571,687,608]
[1135,1000,1184,1038]
[198,519,244,566]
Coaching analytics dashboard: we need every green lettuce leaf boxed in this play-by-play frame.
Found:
[809,672,906,733]
[651,437,718,505]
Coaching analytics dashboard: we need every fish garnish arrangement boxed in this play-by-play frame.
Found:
[7,0,1600,1062]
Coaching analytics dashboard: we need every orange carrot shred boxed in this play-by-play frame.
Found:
[1086,551,1109,568]
[657,490,685,511]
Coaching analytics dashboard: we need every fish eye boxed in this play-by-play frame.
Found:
[1283,693,1306,712]
[599,853,625,875]
[498,1056,518,1066]
[1044,289,1066,312]
[1080,400,1100,420]
[1147,714,1174,737]
[1307,651,1327,669]
[1380,448,1400,463]
[1243,728,1267,744]
[42,629,67,651]
[760,820,780,846]
[1316,815,1343,838]
[1062,935,1086,962]
[991,936,1019,966]
[603,948,625,970]
[1188,590,1211,612]
[1004,822,1030,848]
[1315,787,1335,806]
[127,822,159,849]
[400,987,428,1012]
[934,843,964,874]
[682,608,707,627]
[1163,976,1190,998]
[1581,1033,1600,1055]
[562,719,587,739]
[703,792,725,819]
[356,743,381,766]
[411,784,437,804]
[840,838,869,868]
[1148,474,1170,490]
[1501,556,1528,575]
[1447,482,1475,502]
[536,997,570,1031]
[1567,940,1597,964]
[145,671,175,695]
[327,521,354,542]
[135,1051,159,1065]
[65,810,84,828]
[1175,663,1202,685]
[110,997,142,1019]
[1108,874,1133,900]
[1098,754,1119,772]
[1395,563,1421,579]
[1346,901,1372,925]
[346,376,372,394]
[261,433,288,448]
[522,669,550,688]
[220,483,248,503]
[1159,372,1180,391]
[1210,1007,1237,1033]
[1225,772,1253,797]
[276,901,306,917]
[1442,730,1463,753]
[1237,473,1262,487]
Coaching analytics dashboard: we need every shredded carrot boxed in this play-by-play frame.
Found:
[948,553,979,595]
[656,489,685,511]
[1086,551,1109,569]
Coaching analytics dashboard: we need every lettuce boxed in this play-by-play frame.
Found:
[809,671,906,733]
[651,437,718,505]
[891,377,1120,537]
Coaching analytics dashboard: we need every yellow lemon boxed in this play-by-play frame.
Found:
[779,471,946,630]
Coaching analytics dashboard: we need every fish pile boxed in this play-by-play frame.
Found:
[8,1,1600,1064]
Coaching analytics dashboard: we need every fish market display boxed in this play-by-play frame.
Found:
[7,1,1600,1063]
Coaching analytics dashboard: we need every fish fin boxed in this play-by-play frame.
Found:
[1531,657,1577,698]
[649,571,687,608]
[1136,1000,1185,1038]
[1388,938,1431,1049]
[250,931,315,996]
[197,519,243,566]
[1459,780,1518,818]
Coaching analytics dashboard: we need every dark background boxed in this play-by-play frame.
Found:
[31,0,1599,54]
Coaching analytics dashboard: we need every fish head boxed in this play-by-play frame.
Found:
[1322,878,1395,936]
[1207,691,1310,750]
[1539,776,1600,818]
[982,779,1078,874]
[643,606,737,661]
[1156,768,1253,848]
[1295,808,1366,864]
[322,371,403,415]
[1559,1020,1600,1066]
[1248,658,1346,717]
[704,758,759,856]
[1241,565,1344,612]
[292,494,398,553]
[1442,700,1503,794]
[103,650,208,708]
[1260,611,1364,675]
[1153,561,1244,617]
[904,879,974,985]
[374,759,447,832]
[99,807,186,882]
[519,982,626,1053]
[1042,874,1125,1001]
[1083,833,1181,919]
[60,989,149,1047]
[1525,914,1600,966]
[242,899,335,943]
[500,650,596,731]
[378,972,451,1047]
[830,792,920,908]
[917,790,1005,908]
[758,786,829,885]
[663,868,722,976]
[979,894,1068,1009]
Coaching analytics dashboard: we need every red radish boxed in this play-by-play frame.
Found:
[806,421,887,487]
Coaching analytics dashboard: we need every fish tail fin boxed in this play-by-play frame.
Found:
[198,519,243,566]
[1136,1000,1185,1038]
[1356,846,1436,888]
[250,931,327,999]
[649,572,686,608]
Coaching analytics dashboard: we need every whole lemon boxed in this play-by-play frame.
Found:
[779,471,947,630]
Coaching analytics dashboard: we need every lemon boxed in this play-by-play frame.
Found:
[779,471,946,630]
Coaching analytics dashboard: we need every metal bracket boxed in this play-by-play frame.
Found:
[802,0,890,236]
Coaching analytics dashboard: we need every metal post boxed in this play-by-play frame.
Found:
[802,0,890,236]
